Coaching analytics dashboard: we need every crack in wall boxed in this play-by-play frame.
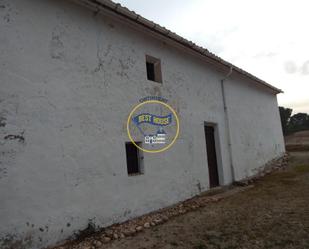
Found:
[4,133,25,143]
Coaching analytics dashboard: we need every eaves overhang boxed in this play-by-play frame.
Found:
[73,0,283,94]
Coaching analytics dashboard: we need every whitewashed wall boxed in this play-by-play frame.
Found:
[0,0,284,248]
[225,76,285,180]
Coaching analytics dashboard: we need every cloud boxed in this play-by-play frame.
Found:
[284,61,298,74]
[283,60,309,75]
[301,61,309,75]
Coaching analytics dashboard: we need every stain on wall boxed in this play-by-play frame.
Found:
[0,233,33,249]
[49,28,65,60]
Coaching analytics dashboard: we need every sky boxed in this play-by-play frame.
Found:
[116,0,309,114]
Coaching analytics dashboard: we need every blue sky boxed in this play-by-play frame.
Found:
[116,0,309,114]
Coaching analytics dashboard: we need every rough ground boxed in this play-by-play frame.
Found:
[285,130,309,151]
[55,151,309,249]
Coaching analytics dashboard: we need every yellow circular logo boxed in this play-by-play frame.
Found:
[127,100,179,153]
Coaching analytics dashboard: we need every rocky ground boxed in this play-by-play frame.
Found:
[52,152,309,249]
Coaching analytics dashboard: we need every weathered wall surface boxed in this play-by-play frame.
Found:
[0,0,284,248]
[225,77,285,180]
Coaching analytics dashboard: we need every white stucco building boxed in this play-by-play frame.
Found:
[0,0,285,248]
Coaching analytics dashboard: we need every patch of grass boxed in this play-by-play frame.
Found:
[286,144,309,152]
[170,241,178,247]
[294,164,309,173]
[223,246,238,249]
[267,171,296,180]
[193,243,207,249]
[154,234,161,239]
[260,171,298,188]
[280,178,298,185]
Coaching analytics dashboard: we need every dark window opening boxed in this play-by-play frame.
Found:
[146,62,155,81]
[125,142,143,175]
[146,55,162,83]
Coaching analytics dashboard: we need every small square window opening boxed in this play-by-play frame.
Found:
[146,55,162,83]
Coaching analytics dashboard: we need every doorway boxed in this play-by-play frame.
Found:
[204,125,220,188]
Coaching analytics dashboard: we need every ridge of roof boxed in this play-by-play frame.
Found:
[76,0,283,94]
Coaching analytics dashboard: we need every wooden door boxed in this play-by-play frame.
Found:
[204,125,219,187]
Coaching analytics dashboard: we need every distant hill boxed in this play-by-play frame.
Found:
[285,130,309,151]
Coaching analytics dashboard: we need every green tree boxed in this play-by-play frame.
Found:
[288,112,309,133]
[279,106,292,135]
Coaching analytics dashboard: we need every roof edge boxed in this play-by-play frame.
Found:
[74,0,283,94]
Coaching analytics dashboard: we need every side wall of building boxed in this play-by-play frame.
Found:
[225,77,285,180]
[0,0,284,248]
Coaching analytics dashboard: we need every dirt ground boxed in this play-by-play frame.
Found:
[285,130,309,151]
[285,130,309,144]
[97,151,309,249]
